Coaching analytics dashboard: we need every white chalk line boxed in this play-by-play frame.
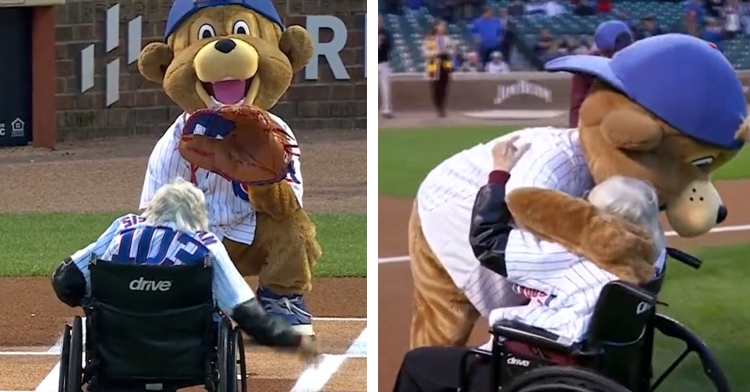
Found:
[378,223,750,264]
[25,317,367,392]
[289,326,367,392]
[36,319,87,392]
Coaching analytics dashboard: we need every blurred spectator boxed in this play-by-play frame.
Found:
[574,36,594,53]
[703,17,726,50]
[724,0,742,38]
[572,0,597,16]
[740,0,750,35]
[534,29,560,62]
[676,11,702,36]
[486,51,511,73]
[497,7,516,62]
[471,7,505,67]
[597,0,613,13]
[560,35,587,53]
[508,0,525,16]
[705,0,724,18]
[683,0,705,23]
[635,15,667,39]
[459,51,483,71]
[569,20,634,127]
[423,20,455,117]
[378,16,394,118]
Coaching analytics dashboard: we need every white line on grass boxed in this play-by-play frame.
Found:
[289,326,367,392]
[378,223,750,264]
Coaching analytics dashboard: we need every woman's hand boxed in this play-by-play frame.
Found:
[491,135,530,171]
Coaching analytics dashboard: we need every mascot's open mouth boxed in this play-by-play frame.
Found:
[196,76,261,107]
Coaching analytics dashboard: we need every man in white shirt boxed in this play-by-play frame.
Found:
[140,111,317,336]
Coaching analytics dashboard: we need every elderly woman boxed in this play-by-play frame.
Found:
[393,140,666,392]
[50,178,319,361]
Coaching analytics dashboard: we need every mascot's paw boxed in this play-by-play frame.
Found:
[581,214,656,283]
[507,187,656,283]
[257,287,315,336]
[179,105,298,185]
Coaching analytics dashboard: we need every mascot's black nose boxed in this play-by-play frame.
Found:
[214,39,236,54]
[716,205,728,224]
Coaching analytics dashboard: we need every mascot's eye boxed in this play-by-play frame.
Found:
[233,20,250,35]
[691,156,715,169]
[198,24,216,39]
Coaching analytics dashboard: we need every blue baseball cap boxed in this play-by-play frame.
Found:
[594,20,633,52]
[546,34,746,150]
[164,0,284,41]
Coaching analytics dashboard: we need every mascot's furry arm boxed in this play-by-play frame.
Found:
[506,187,656,283]
[248,183,300,220]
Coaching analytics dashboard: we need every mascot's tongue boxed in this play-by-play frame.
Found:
[211,80,246,104]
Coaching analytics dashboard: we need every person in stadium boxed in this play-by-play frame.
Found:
[569,20,634,127]
[50,178,319,361]
[379,15,394,118]
[423,20,455,117]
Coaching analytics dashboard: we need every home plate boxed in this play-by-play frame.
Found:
[463,110,565,120]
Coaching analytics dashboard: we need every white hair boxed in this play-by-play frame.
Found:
[587,176,665,255]
[142,177,208,232]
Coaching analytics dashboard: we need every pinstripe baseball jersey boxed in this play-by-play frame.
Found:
[487,246,667,342]
[417,127,593,216]
[139,112,304,246]
[69,213,255,315]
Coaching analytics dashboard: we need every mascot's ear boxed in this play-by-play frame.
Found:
[735,117,750,143]
[279,26,314,73]
[600,108,663,151]
[138,42,174,84]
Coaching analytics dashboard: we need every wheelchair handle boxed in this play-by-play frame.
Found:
[666,247,702,270]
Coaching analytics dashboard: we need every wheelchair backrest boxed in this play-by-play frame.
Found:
[89,256,213,311]
[87,257,215,382]
[585,280,656,390]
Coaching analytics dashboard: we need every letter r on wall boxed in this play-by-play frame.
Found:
[305,15,349,80]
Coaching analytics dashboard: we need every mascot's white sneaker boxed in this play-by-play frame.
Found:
[257,287,315,336]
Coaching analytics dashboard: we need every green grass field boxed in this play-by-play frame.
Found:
[0,212,366,278]
[653,243,750,391]
[379,126,750,198]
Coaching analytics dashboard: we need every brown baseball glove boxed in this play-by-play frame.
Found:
[178,106,298,185]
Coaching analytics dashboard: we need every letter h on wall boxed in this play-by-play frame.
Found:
[79,4,143,107]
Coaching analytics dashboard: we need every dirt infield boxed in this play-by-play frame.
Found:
[0,129,367,392]
[377,113,750,392]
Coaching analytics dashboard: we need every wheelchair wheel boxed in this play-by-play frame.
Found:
[65,317,84,392]
[503,366,634,392]
[58,324,72,392]
[229,327,248,392]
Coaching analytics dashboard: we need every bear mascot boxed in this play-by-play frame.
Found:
[409,34,749,348]
[136,0,320,335]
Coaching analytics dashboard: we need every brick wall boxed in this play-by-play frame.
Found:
[54,0,366,141]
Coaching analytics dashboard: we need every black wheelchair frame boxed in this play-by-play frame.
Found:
[457,247,732,392]
[57,257,249,392]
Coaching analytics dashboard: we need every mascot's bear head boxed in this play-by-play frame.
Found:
[548,34,748,237]
[137,0,313,113]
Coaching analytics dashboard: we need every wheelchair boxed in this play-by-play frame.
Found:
[458,247,732,392]
[57,256,248,392]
